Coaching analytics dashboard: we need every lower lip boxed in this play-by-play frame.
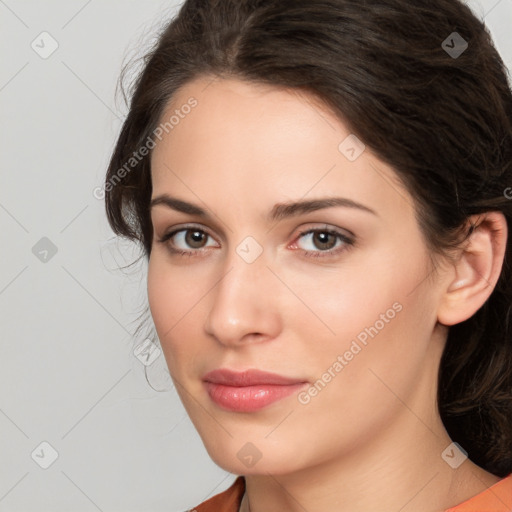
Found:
[203,382,307,412]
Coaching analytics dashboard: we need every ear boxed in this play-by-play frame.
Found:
[436,211,508,326]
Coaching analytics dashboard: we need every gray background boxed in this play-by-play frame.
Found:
[1,1,511,511]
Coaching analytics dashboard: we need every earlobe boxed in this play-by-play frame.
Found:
[437,212,508,326]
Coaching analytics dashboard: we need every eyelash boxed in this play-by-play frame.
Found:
[157,224,355,260]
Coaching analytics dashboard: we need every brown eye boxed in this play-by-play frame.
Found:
[158,226,218,255]
[292,227,355,259]
[185,229,208,249]
[311,231,337,250]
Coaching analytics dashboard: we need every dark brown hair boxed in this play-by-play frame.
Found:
[104,0,512,476]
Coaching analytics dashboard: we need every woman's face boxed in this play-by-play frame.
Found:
[148,76,448,475]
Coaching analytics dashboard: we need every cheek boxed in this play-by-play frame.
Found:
[147,257,170,333]
[147,254,197,333]
[296,244,435,387]
[147,254,209,376]
[147,256,188,358]
[278,250,404,352]
[292,297,432,453]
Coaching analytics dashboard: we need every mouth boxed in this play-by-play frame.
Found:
[202,368,308,412]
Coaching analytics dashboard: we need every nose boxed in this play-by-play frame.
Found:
[203,248,282,347]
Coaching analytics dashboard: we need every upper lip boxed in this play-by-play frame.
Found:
[202,368,307,386]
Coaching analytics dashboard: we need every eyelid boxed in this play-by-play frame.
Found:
[291,222,355,240]
[157,222,356,258]
[288,225,355,256]
[159,223,220,247]
[160,223,216,239]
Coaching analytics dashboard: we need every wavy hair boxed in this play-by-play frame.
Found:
[104,0,512,476]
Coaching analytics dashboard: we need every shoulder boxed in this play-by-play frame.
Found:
[189,477,246,512]
[445,473,512,512]
[186,474,512,511]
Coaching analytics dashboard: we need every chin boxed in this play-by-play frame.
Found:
[200,435,306,477]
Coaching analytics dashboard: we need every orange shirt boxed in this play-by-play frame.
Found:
[191,474,512,512]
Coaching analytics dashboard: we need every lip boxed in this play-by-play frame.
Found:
[202,369,308,412]
[203,368,307,386]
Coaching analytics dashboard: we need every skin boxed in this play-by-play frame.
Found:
[147,76,507,512]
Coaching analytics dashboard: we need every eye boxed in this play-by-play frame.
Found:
[157,226,218,256]
[291,227,354,258]
[157,224,355,259]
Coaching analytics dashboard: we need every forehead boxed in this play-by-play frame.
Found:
[150,76,413,225]
[152,75,345,158]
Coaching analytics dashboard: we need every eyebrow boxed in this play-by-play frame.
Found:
[150,194,378,221]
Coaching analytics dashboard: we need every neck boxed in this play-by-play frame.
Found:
[238,332,500,512]
[240,419,498,512]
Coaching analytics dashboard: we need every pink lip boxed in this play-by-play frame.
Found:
[202,369,308,412]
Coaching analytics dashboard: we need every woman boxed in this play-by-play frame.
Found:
[104,0,512,510]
